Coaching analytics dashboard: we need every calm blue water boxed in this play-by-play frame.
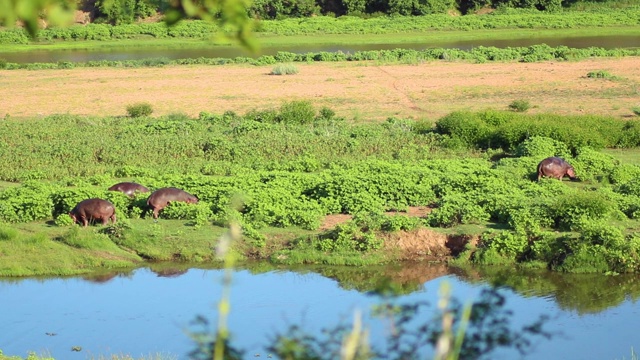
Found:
[1,266,639,359]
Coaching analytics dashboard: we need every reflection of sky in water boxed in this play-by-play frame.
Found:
[1,268,639,359]
[0,35,638,63]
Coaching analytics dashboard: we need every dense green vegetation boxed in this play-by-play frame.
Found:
[2,7,640,45]
[1,104,640,276]
[90,0,640,24]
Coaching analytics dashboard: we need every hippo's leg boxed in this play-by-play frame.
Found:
[81,216,89,227]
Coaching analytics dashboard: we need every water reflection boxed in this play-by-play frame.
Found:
[454,265,640,314]
[1,263,639,359]
[0,34,638,64]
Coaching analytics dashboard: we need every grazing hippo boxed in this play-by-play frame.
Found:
[108,182,150,197]
[537,157,577,181]
[146,187,198,220]
[69,198,117,227]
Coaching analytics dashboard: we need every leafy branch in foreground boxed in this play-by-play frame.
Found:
[186,283,548,360]
[0,0,256,49]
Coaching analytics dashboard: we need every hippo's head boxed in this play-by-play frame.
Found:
[567,166,577,180]
[186,195,198,204]
[68,212,77,223]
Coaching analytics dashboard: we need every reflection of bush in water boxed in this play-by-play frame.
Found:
[454,265,640,314]
[81,269,135,284]
[148,263,195,278]
[304,263,451,295]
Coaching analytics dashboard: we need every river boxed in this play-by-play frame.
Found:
[1,263,639,359]
[0,34,638,64]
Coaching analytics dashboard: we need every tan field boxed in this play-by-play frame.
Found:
[1,56,639,121]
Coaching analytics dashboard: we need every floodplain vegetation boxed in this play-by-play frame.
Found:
[1,101,640,277]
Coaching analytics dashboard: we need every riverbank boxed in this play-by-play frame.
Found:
[1,106,640,276]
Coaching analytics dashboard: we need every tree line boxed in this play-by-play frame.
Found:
[91,0,614,25]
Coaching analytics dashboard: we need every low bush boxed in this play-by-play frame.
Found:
[277,100,316,124]
[586,70,618,80]
[549,191,616,230]
[126,102,153,117]
[514,136,571,159]
[508,99,531,112]
[434,110,632,151]
[270,63,299,75]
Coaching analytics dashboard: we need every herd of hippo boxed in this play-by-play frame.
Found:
[68,157,576,227]
[68,184,198,227]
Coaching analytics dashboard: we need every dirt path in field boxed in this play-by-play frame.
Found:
[1,57,639,121]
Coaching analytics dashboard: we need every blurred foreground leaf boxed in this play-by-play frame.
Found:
[0,0,256,51]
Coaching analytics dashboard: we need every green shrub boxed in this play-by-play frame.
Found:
[427,194,490,227]
[572,147,618,182]
[615,178,640,197]
[278,100,316,125]
[158,201,214,227]
[586,70,618,80]
[270,63,299,75]
[514,136,571,159]
[557,220,640,273]
[550,191,616,230]
[557,244,610,273]
[507,206,553,233]
[480,231,529,258]
[381,214,423,231]
[54,214,75,226]
[435,111,492,149]
[314,219,383,253]
[435,110,631,151]
[126,102,153,117]
[508,99,531,112]
[528,231,565,264]
[273,51,298,62]
[616,120,640,147]
[611,164,640,186]
[632,107,640,116]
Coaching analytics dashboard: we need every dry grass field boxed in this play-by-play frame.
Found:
[1,56,639,122]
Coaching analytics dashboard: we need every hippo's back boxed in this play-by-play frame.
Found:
[108,182,149,196]
[147,187,192,206]
[539,156,568,170]
[73,198,115,215]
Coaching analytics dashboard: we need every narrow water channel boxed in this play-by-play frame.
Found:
[1,263,639,359]
[0,34,638,64]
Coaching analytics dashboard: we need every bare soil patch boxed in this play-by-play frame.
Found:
[383,228,479,261]
[319,206,475,261]
[1,57,639,121]
[319,214,353,231]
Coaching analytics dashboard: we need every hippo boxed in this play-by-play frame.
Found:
[146,187,198,220]
[537,157,577,181]
[108,182,150,197]
[69,198,117,227]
